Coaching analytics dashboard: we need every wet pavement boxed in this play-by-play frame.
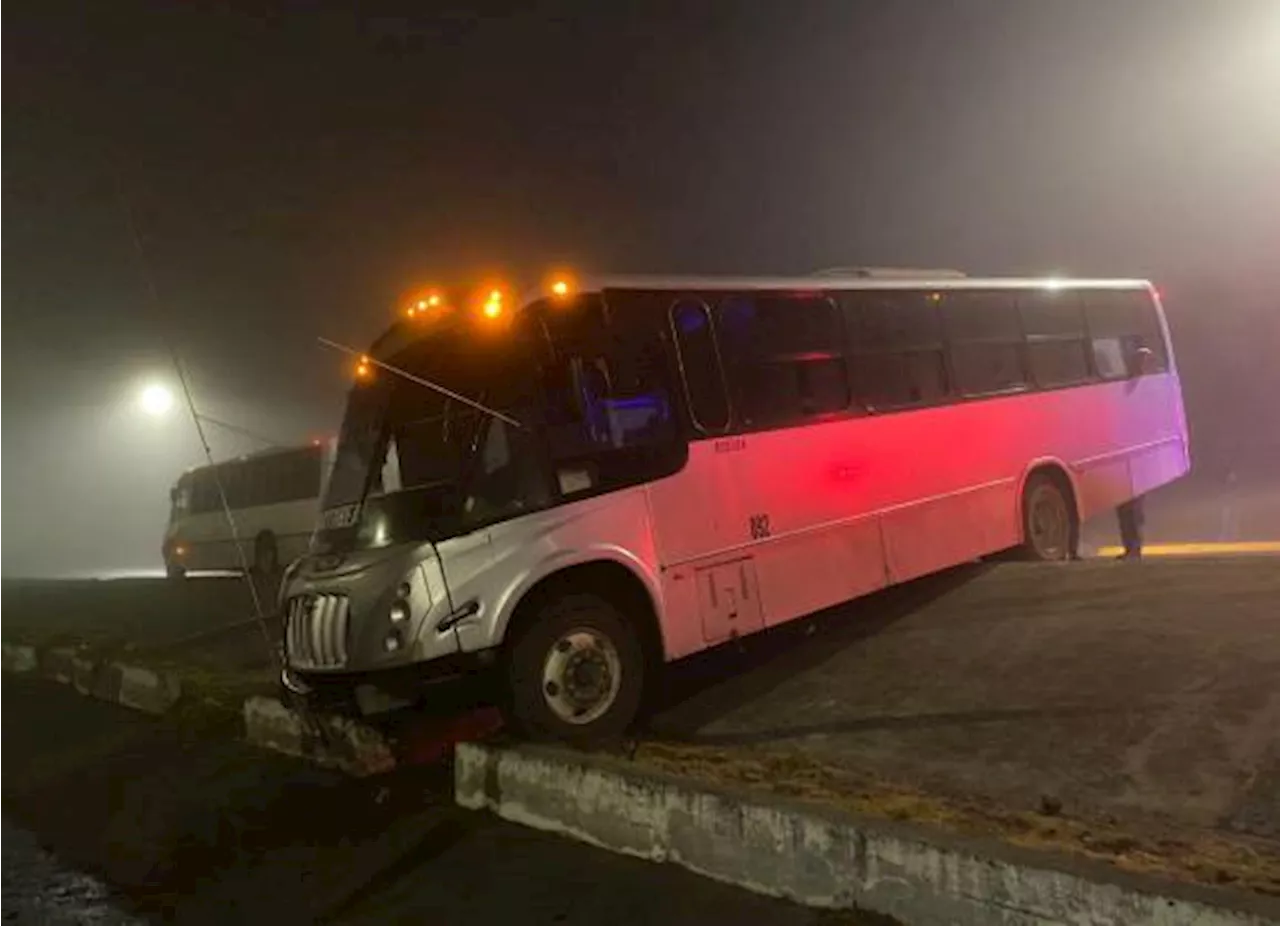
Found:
[3,818,141,925]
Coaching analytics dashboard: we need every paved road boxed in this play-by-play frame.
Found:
[652,558,1280,843]
[1,677,885,925]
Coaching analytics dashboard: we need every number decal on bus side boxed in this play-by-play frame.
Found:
[749,514,772,540]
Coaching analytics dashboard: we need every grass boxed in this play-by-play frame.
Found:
[2,576,280,723]
[1,576,265,651]
[626,740,1280,897]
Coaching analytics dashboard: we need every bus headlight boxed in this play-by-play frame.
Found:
[389,600,410,623]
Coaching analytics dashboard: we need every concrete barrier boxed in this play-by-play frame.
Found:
[5,643,183,716]
[242,696,395,777]
[456,742,1280,926]
[43,646,80,685]
[1,642,38,673]
[113,663,183,714]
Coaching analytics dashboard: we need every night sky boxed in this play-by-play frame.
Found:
[4,0,1279,575]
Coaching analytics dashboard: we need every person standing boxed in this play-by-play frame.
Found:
[1116,496,1145,559]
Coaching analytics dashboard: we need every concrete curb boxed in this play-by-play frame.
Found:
[3,639,393,775]
[242,696,395,777]
[2,642,183,716]
[2,642,38,673]
[455,742,1280,926]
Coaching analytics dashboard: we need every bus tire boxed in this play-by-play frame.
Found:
[1020,472,1076,561]
[253,532,279,578]
[504,592,645,744]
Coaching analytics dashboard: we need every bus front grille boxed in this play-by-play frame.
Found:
[286,593,350,669]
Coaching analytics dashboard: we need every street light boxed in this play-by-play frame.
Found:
[138,382,175,417]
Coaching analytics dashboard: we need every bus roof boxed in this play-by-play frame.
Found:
[176,442,319,480]
[585,274,1153,293]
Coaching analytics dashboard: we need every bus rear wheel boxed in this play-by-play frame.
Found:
[1020,473,1076,561]
[505,593,645,744]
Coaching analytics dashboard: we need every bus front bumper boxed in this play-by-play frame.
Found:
[280,647,500,717]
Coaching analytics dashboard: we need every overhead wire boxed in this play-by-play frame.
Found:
[113,172,279,669]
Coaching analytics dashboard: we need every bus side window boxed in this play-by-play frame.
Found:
[670,299,730,433]
[716,294,849,428]
[545,351,674,453]
[845,290,949,409]
[1084,289,1169,378]
[943,290,1028,396]
[1019,289,1090,388]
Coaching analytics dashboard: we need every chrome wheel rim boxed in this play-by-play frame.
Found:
[541,628,623,725]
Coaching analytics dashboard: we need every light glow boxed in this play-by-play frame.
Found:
[482,287,504,319]
[138,383,175,417]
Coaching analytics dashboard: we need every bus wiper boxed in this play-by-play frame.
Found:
[318,337,525,430]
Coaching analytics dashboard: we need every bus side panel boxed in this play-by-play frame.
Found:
[1122,376,1191,498]
[450,488,670,659]
[172,511,240,571]
[880,481,1018,585]
[647,362,1189,652]
[170,498,318,573]
[1074,457,1133,521]
[751,519,887,629]
[1069,372,1189,519]
[647,441,766,657]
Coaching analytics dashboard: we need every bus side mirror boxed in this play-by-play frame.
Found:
[1133,346,1156,375]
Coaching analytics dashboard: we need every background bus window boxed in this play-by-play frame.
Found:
[1084,289,1169,378]
[845,290,949,409]
[1019,289,1091,388]
[671,299,730,433]
[943,290,1028,396]
[715,294,849,429]
[222,465,246,510]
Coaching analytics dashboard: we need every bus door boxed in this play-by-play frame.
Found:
[649,297,764,648]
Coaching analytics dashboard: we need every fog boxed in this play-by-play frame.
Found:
[3,0,1278,576]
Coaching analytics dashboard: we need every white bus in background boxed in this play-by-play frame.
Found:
[163,443,330,579]
[281,271,1189,741]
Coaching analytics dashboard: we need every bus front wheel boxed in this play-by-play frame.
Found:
[1020,473,1077,561]
[505,593,646,744]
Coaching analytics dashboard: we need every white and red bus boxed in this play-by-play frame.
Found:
[281,272,1189,740]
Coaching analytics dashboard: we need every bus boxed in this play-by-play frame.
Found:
[164,443,329,580]
[280,272,1189,740]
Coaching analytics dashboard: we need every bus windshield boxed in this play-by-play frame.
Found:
[313,329,544,554]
